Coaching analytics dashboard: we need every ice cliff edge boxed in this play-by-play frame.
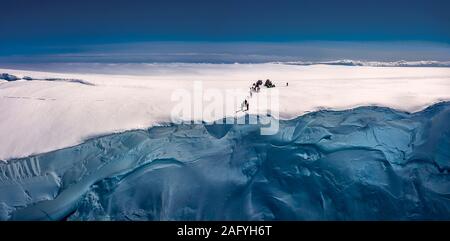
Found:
[0,102,449,220]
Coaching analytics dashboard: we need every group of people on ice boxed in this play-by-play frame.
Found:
[241,79,287,112]
[250,79,276,93]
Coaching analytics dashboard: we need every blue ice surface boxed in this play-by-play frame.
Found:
[0,73,20,81]
[0,102,449,221]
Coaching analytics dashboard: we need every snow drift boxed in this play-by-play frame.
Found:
[1,102,449,221]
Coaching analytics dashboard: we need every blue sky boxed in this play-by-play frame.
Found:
[0,0,449,61]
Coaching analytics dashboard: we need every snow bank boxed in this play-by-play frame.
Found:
[0,63,449,160]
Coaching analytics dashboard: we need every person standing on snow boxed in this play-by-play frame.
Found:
[243,99,249,111]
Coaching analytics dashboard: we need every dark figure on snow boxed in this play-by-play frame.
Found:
[242,99,248,111]
[264,79,275,88]
[242,99,249,111]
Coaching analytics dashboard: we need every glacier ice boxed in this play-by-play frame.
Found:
[0,73,20,81]
[0,72,93,85]
[0,102,449,221]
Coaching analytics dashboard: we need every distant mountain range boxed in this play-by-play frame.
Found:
[276,60,450,67]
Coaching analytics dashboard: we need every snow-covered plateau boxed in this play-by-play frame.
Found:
[1,63,449,160]
[0,63,449,220]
